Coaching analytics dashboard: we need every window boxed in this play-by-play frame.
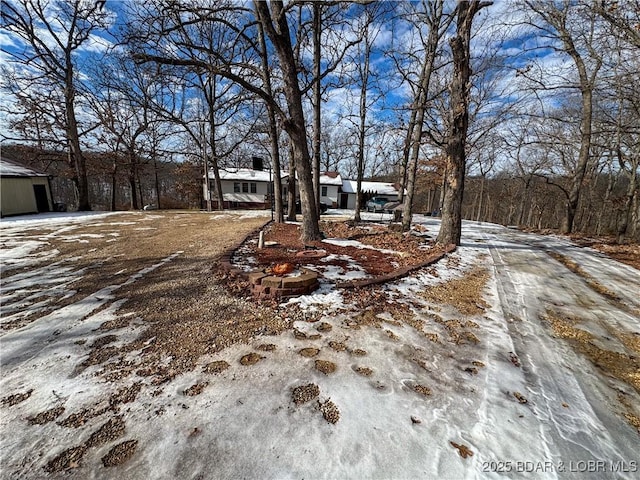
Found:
[233,182,240,193]
[321,186,328,197]
[242,182,249,193]
[250,183,257,193]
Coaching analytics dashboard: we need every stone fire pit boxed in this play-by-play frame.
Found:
[248,265,319,300]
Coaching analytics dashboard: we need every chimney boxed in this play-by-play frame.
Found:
[252,156,264,171]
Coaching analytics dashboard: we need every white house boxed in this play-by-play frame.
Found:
[205,164,402,212]
[339,180,401,210]
[1,157,53,217]
[319,172,343,208]
[207,168,289,209]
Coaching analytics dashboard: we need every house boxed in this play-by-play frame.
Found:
[319,172,343,208]
[207,167,289,209]
[1,156,53,217]
[339,179,401,210]
[205,162,402,213]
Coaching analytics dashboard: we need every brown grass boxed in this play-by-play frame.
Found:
[420,267,490,316]
[542,310,640,393]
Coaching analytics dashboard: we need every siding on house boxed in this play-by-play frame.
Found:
[319,173,342,207]
[207,168,289,208]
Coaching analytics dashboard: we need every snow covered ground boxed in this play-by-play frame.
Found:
[1,212,639,479]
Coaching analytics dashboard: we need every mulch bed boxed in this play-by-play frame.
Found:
[249,221,442,278]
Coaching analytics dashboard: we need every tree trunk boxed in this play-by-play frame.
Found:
[437,1,490,246]
[257,18,284,223]
[312,2,322,214]
[128,150,138,210]
[618,164,638,241]
[153,157,161,209]
[394,106,418,223]
[562,88,594,233]
[65,62,90,211]
[137,169,145,208]
[203,75,224,211]
[202,127,211,211]
[517,178,530,226]
[475,175,485,222]
[255,1,320,242]
[401,0,444,231]
[287,143,297,221]
[111,161,117,211]
[354,22,371,224]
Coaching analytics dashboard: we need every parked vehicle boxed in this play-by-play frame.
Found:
[365,196,389,212]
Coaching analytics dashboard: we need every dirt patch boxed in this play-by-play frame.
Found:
[450,441,474,459]
[299,348,320,358]
[355,367,373,376]
[291,384,320,405]
[620,333,640,355]
[413,385,432,397]
[351,349,367,356]
[45,213,286,388]
[383,329,399,341]
[318,399,340,424]
[513,392,528,404]
[101,439,138,467]
[99,317,133,331]
[202,360,230,375]
[256,343,277,352]
[240,352,264,366]
[328,341,347,352]
[184,382,209,396]
[85,416,126,448]
[420,267,490,316]
[28,405,65,425]
[90,335,118,349]
[109,382,142,409]
[1,389,33,407]
[542,310,640,392]
[316,322,332,332]
[618,393,640,433]
[58,406,109,428]
[44,445,87,473]
[315,360,337,375]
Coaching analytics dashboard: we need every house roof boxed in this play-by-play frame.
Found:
[341,180,399,196]
[208,168,288,182]
[0,157,49,178]
[319,172,343,186]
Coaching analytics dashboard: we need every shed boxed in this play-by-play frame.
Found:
[1,156,53,217]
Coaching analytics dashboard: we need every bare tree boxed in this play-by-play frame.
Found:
[1,0,111,210]
[522,1,603,233]
[256,15,284,223]
[131,1,322,241]
[437,0,492,246]
[595,1,640,49]
[400,0,451,231]
[254,1,321,241]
